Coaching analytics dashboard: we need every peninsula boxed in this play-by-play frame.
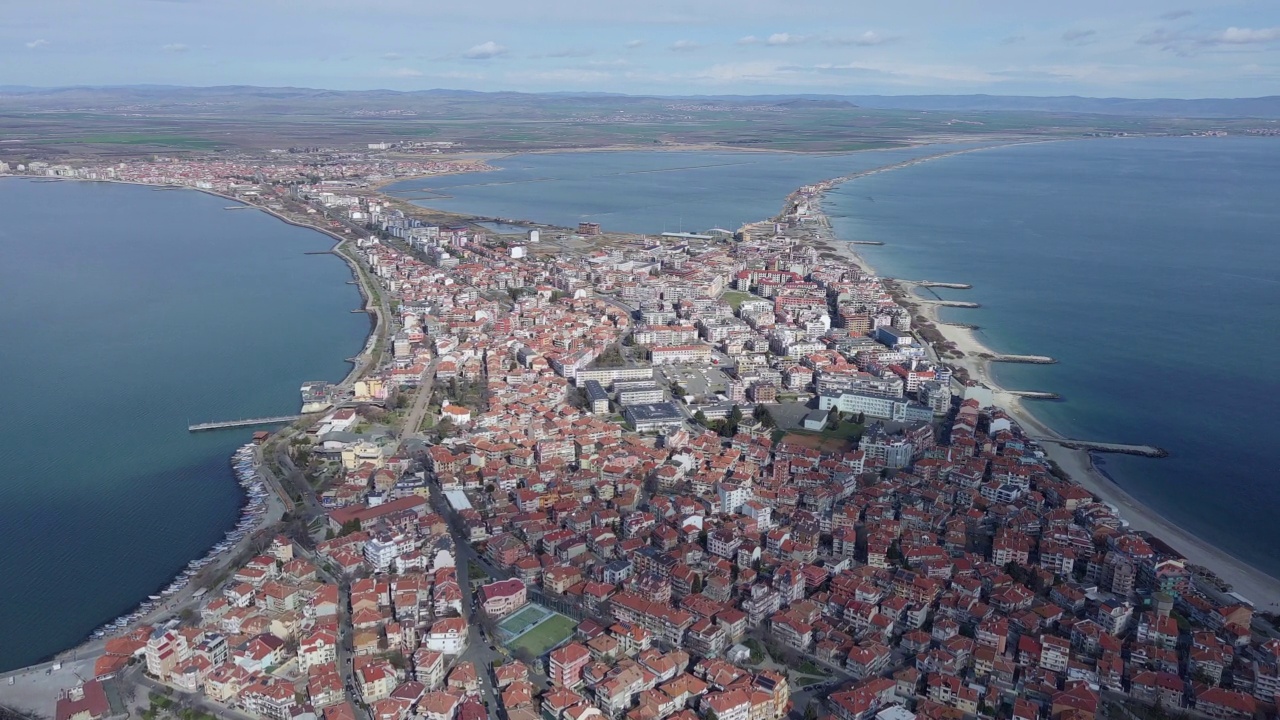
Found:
[3,149,1278,720]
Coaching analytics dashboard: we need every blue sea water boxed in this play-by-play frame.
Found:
[823,137,1280,579]
[0,179,368,672]
[385,145,993,234]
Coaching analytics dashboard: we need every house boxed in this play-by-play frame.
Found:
[55,682,111,720]
[479,578,528,618]
[425,617,469,655]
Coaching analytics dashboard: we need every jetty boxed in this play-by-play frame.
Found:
[1008,391,1062,400]
[986,353,1057,364]
[907,281,973,289]
[917,299,981,309]
[1032,437,1168,458]
[849,240,885,246]
[189,415,303,432]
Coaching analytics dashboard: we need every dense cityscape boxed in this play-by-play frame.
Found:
[4,153,1276,720]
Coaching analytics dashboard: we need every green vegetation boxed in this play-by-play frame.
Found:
[593,344,626,368]
[468,561,489,580]
[505,613,577,657]
[720,290,756,310]
[54,133,221,149]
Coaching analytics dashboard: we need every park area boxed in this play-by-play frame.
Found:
[497,604,578,658]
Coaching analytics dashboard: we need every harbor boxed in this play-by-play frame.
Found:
[86,443,273,641]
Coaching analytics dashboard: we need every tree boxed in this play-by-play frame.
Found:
[729,404,744,424]
[437,417,456,438]
[856,412,866,424]
[694,410,709,427]
[339,519,362,537]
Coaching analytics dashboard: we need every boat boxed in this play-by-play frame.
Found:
[149,595,162,601]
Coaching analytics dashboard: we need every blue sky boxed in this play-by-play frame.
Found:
[6,0,1280,97]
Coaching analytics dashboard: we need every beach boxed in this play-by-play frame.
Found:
[811,197,1280,609]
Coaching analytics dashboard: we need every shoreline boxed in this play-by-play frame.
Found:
[0,176,382,675]
[800,158,1280,607]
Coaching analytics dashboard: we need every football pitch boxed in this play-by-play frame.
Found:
[505,612,578,657]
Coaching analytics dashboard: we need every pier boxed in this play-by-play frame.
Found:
[1008,391,1062,400]
[1032,437,1168,458]
[188,415,303,432]
[985,353,1058,364]
[906,281,973,289]
[917,299,981,308]
[849,240,885,246]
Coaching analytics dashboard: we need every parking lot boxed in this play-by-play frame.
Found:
[660,364,732,399]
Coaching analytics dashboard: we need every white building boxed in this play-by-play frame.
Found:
[425,618,468,655]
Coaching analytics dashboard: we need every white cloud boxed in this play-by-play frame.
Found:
[830,31,895,46]
[766,33,808,46]
[161,43,189,52]
[1207,27,1280,44]
[463,41,507,59]
[625,40,644,49]
[381,52,403,61]
[669,39,703,52]
[383,67,424,78]
[541,47,594,58]
[25,39,49,49]
[738,36,760,45]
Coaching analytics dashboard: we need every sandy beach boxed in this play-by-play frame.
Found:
[810,192,1280,608]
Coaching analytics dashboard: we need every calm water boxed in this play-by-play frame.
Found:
[825,137,1280,580]
[386,145,993,234]
[0,179,368,671]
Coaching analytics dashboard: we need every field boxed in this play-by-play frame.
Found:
[0,85,1251,160]
[779,429,860,453]
[719,290,756,310]
[497,604,550,640]
[505,613,578,658]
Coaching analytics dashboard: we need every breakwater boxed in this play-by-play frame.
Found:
[1034,437,1169,459]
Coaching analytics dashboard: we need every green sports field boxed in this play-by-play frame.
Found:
[505,612,578,657]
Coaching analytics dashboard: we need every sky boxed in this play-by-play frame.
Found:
[6,0,1280,98]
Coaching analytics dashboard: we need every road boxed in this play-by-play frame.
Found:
[428,485,531,711]
[402,360,441,440]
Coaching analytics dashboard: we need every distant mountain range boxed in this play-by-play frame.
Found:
[2,84,1279,118]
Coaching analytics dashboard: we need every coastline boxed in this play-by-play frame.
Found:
[0,177,384,676]
[803,167,1280,607]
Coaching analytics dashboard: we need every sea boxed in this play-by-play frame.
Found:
[392,138,1280,582]
[823,137,1280,582]
[0,179,368,672]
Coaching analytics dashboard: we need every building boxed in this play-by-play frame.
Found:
[818,390,932,424]
[549,642,593,688]
[617,385,666,406]
[55,682,111,720]
[650,344,713,366]
[479,579,528,618]
[584,380,611,414]
[575,366,655,386]
[145,629,190,681]
[624,403,685,433]
[426,617,469,655]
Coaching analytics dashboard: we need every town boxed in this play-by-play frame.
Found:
[13,159,1279,720]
